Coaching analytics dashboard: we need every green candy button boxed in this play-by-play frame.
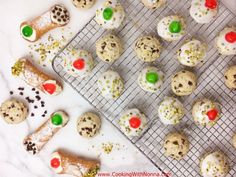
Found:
[22,25,33,37]
[51,114,63,126]
[146,72,159,84]
[169,21,182,33]
[103,7,113,20]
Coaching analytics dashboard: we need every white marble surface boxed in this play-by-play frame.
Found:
[0,0,235,177]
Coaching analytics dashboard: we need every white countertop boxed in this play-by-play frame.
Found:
[0,0,235,177]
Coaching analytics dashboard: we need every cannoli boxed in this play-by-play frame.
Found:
[12,58,63,96]
[50,150,100,177]
[23,111,69,155]
[20,4,70,42]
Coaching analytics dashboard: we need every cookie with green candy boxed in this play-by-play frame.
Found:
[23,111,69,155]
[20,4,70,42]
[157,15,186,41]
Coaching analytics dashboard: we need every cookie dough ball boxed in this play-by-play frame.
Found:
[158,97,185,125]
[135,36,162,62]
[118,109,147,137]
[232,133,236,149]
[0,99,28,124]
[95,0,125,29]
[97,70,124,99]
[224,65,236,89]
[138,66,164,92]
[163,132,189,160]
[177,39,207,67]
[200,151,230,177]
[96,34,123,63]
[157,15,186,41]
[216,27,236,55]
[142,0,166,9]
[192,98,221,126]
[71,0,96,9]
[77,112,101,138]
[65,49,95,78]
[190,0,218,24]
[171,70,197,96]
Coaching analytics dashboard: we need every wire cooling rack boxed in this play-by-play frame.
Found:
[52,0,236,176]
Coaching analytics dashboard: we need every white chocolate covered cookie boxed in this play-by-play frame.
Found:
[95,0,125,29]
[200,151,230,177]
[224,65,236,89]
[142,0,166,9]
[157,15,186,41]
[171,70,197,96]
[64,49,95,78]
[138,66,164,92]
[77,112,101,138]
[135,36,162,62]
[118,109,147,137]
[192,98,221,126]
[163,132,189,160]
[71,0,96,9]
[158,97,185,125]
[96,34,123,63]
[97,70,124,99]
[177,39,207,67]
[0,99,28,124]
[216,27,236,55]
[190,0,218,24]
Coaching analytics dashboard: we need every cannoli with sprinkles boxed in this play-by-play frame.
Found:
[23,111,69,155]
[12,58,63,96]
[50,150,100,177]
[20,4,70,42]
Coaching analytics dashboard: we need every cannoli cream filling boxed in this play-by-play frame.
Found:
[20,24,37,42]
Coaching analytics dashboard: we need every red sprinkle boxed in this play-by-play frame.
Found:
[129,117,141,129]
[50,158,60,168]
[42,83,56,95]
[225,31,236,43]
[205,0,217,9]
[207,109,218,121]
[73,58,85,70]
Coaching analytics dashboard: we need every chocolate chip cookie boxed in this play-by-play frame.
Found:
[71,0,96,9]
[224,65,236,89]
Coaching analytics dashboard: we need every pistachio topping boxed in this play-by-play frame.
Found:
[11,60,25,76]
[84,166,100,177]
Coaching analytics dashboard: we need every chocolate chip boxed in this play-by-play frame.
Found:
[34,105,38,109]
[35,91,39,94]
[179,83,183,87]
[10,91,13,95]
[234,74,236,79]
[173,141,178,145]
[31,113,34,117]
[188,81,193,86]
[32,88,36,91]
[20,92,23,95]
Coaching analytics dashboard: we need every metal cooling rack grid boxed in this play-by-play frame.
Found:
[52,0,236,176]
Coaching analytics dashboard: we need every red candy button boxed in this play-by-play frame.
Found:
[205,0,217,9]
[207,109,218,121]
[225,31,236,43]
[43,83,56,95]
[73,58,85,70]
[50,158,60,168]
[129,117,141,129]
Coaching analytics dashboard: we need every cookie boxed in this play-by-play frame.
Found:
[138,66,164,92]
[118,109,147,137]
[71,0,96,9]
[171,70,197,96]
[177,39,207,67]
[97,70,124,99]
[233,133,236,149]
[77,112,101,138]
[142,0,166,9]
[50,5,70,25]
[95,0,125,29]
[64,49,95,78]
[216,27,236,55]
[0,99,28,124]
[224,65,236,89]
[200,151,230,177]
[157,15,186,41]
[192,98,221,126]
[96,34,123,63]
[158,97,185,125]
[135,36,162,62]
[163,132,189,160]
[190,0,218,24]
